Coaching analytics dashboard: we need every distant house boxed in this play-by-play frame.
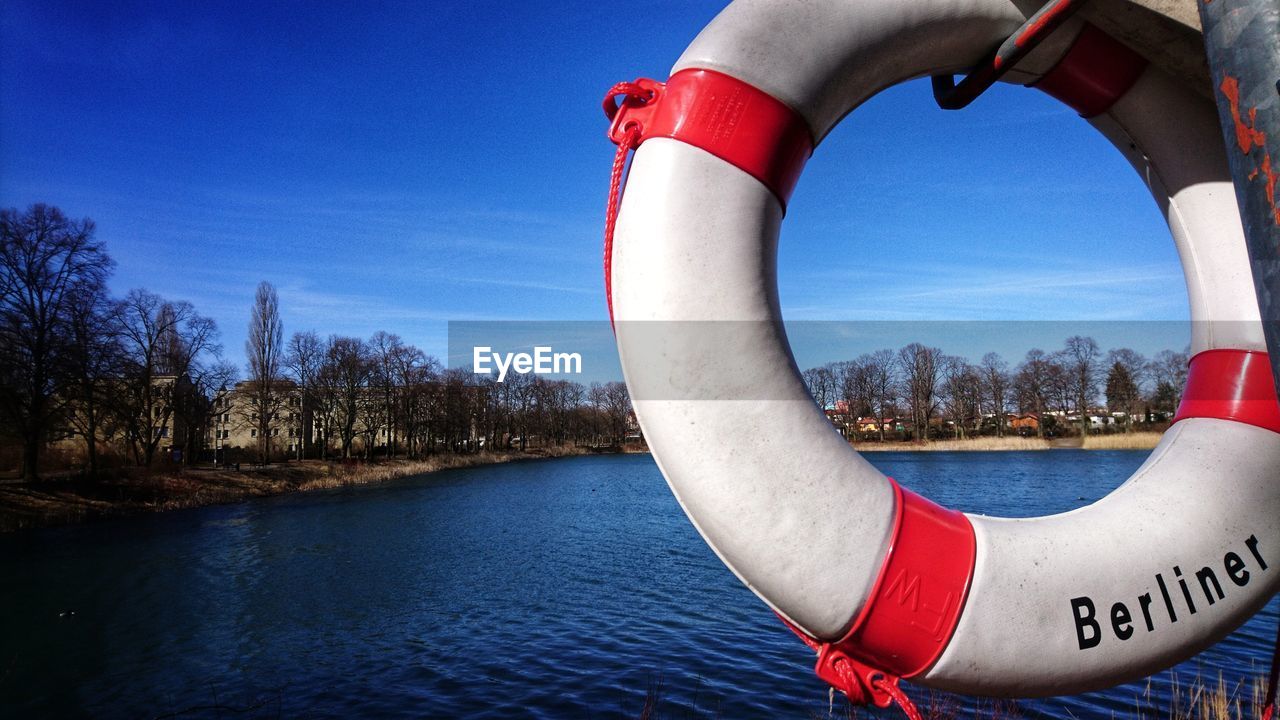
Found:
[1008,413,1039,431]
[207,380,308,463]
[853,417,895,433]
[824,408,853,436]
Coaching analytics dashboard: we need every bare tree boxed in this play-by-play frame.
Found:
[941,356,981,439]
[63,280,122,476]
[1148,349,1190,413]
[394,347,438,458]
[1015,349,1051,438]
[0,205,114,479]
[1062,336,1102,435]
[114,289,220,467]
[897,343,942,442]
[368,331,405,457]
[603,381,632,445]
[862,350,897,442]
[311,343,342,459]
[1045,353,1074,418]
[505,371,535,451]
[802,365,838,410]
[327,335,370,459]
[285,330,324,459]
[244,281,285,463]
[980,352,1010,437]
[836,361,866,416]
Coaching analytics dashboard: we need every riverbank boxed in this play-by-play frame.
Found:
[1,433,1167,531]
[853,432,1164,452]
[0,446,627,533]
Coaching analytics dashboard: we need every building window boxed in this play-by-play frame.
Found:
[272,428,280,437]
[251,429,257,438]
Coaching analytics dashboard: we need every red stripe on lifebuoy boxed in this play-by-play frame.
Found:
[833,481,976,679]
[609,69,814,206]
[1030,24,1147,118]
[1174,349,1280,433]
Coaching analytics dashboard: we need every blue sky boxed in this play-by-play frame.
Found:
[1,1,1188,374]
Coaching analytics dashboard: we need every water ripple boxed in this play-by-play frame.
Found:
[0,453,1274,718]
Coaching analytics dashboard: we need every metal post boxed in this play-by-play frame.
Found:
[1199,0,1280,391]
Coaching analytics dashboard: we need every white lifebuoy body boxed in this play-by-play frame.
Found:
[609,0,1280,699]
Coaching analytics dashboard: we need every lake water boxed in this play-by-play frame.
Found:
[2,452,1276,718]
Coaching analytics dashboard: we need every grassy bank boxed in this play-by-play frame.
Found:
[0,446,622,533]
[852,432,1163,452]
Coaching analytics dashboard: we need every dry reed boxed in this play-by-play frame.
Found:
[1081,432,1165,450]
[854,436,1051,452]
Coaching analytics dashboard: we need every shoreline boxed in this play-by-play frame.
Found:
[853,431,1164,452]
[0,434,1164,533]
[0,446,636,534]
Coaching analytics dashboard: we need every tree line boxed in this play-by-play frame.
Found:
[801,338,1189,441]
[0,204,632,480]
[257,316,634,464]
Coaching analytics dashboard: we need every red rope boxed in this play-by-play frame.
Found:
[871,675,924,720]
[603,97,643,323]
[604,124,640,323]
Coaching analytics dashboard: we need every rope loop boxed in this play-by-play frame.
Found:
[602,81,655,121]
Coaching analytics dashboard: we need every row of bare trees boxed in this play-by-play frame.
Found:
[260,326,634,462]
[1,205,233,478]
[802,338,1190,440]
[0,204,635,477]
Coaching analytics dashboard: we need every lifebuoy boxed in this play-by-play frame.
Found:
[607,0,1280,700]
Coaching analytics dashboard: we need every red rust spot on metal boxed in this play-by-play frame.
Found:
[1222,75,1267,152]
[1261,154,1280,226]
[1220,73,1280,226]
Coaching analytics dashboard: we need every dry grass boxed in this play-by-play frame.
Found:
[854,436,1052,452]
[631,673,1271,719]
[1082,432,1165,450]
[0,446,609,533]
[1126,673,1270,720]
[847,675,1270,720]
[852,432,1166,452]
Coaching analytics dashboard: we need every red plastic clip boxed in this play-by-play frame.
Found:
[814,643,901,708]
[780,615,924,720]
